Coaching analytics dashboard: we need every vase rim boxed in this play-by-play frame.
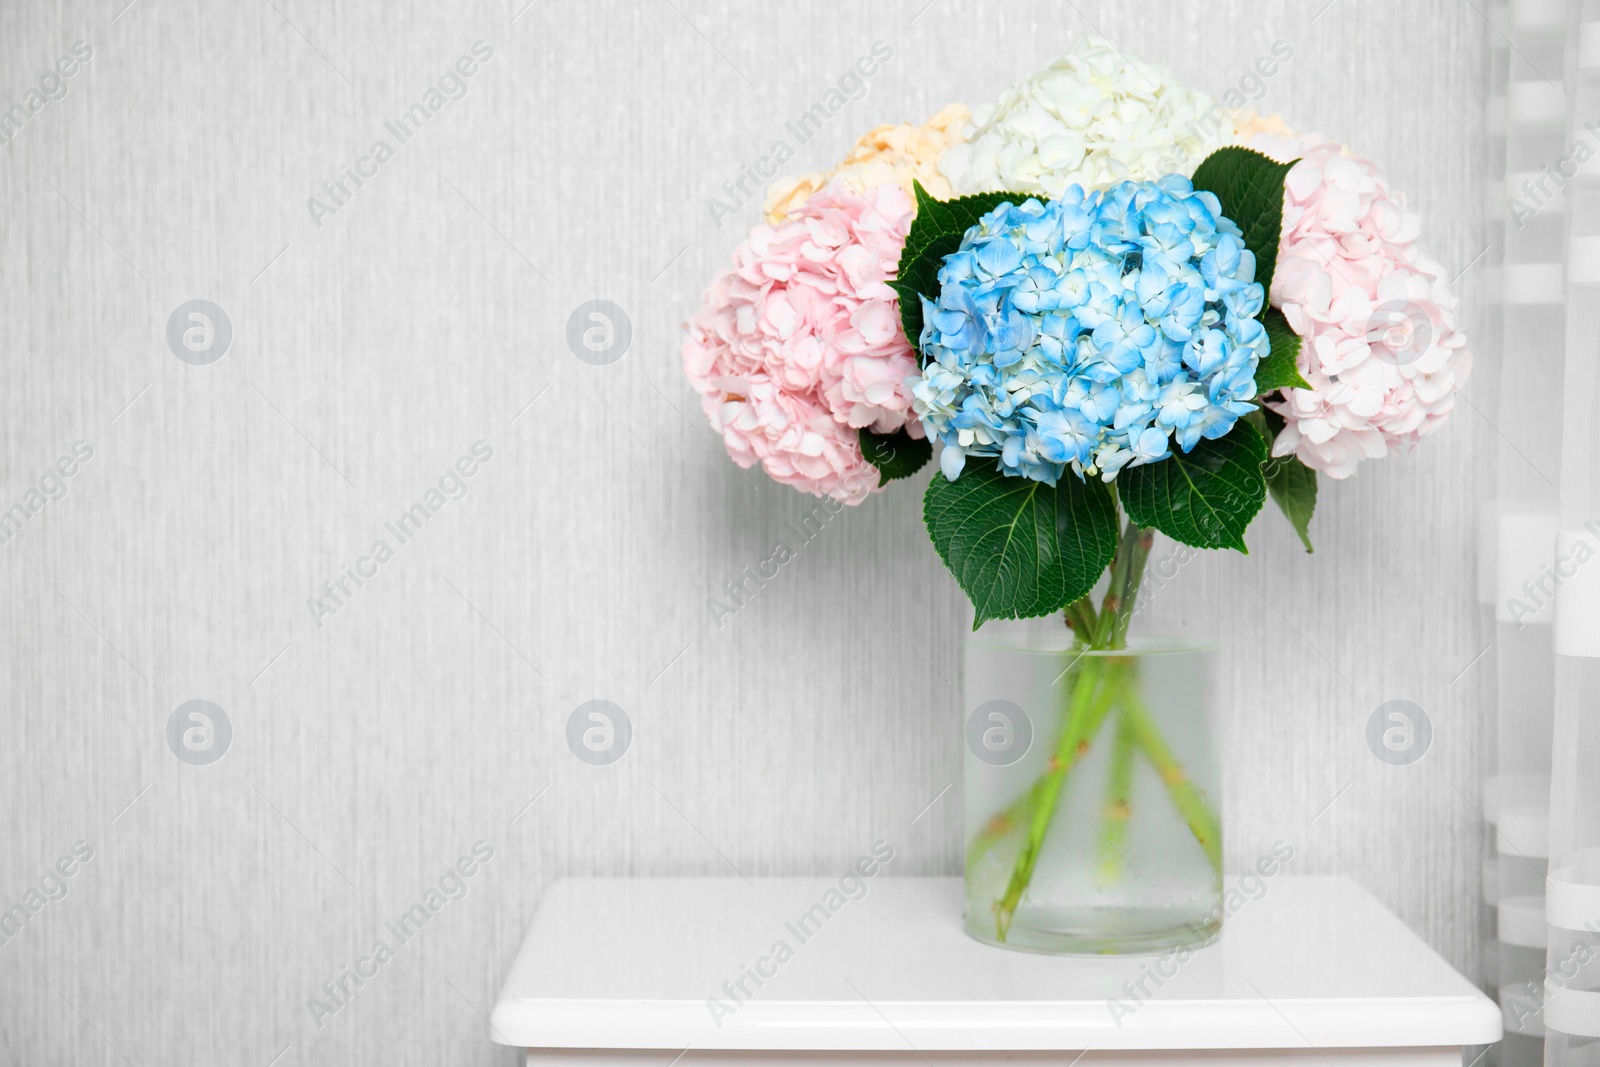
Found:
[966,630,1218,656]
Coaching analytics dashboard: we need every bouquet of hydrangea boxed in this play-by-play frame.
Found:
[682,38,1467,945]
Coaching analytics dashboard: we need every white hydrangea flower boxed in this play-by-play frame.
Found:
[939,38,1224,199]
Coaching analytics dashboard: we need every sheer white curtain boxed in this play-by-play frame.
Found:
[1486,2,1600,1063]
[1546,1,1600,1058]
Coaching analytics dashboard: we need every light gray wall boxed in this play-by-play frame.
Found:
[0,1,1490,1064]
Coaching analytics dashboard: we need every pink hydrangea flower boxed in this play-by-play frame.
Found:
[681,180,922,503]
[1261,140,1470,479]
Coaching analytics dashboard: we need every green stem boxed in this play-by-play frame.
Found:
[965,776,1044,873]
[1109,527,1153,649]
[1122,687,1223,876]
[992,656,1122,939]
[1065,595,1098,642]
[1092,522,1142,648]
[1095,710,1138,886]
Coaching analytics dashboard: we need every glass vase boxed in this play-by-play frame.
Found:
[963,620,1223,954]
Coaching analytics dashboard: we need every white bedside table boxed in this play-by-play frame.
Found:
[490,876,1499,1066]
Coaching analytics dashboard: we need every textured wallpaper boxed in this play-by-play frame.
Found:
[0,1,1489,1064]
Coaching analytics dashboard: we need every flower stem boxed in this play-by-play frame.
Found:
[992,655,1121,940]
[1108,526,1153,649]
[1092,522,1142,648]
[1121,686,1223,876]
[1095,709,1138,886]
[964,775,1044,873]
[1064,595,1098,641]
[1112,525,1223,876]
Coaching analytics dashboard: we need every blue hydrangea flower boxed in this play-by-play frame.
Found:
[909,175,1268,485]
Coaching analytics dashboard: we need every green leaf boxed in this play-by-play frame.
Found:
[858,427,931,486]
[1256,307,1311,393]
[1248,407,1317,552]
[1119,419,1269,552]
[891,182,1021,356]
[1262,452,1318,553]
[1189,146,1297,296]
[923,460,1119,628]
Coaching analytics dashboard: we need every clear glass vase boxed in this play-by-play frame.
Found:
[963,620,1223,954]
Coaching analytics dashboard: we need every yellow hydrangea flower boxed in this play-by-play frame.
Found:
[763,103,970,223]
